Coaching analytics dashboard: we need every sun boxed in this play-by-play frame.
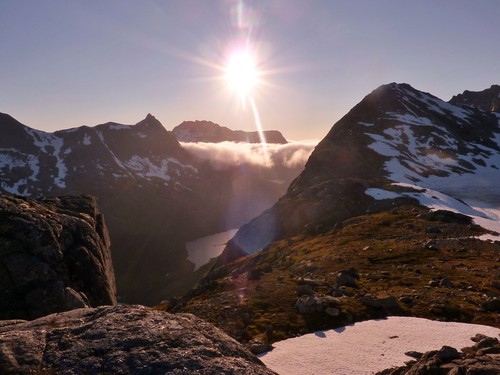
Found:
[225,50,258,98]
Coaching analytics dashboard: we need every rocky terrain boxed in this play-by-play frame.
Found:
[169,83,500,353]
[172,204,499,352]
[0,193,116,320]
[172,120,287,144]
[220,83,500,257]
[0,304,276,375]
[377,334,500,375]
[450,84,500,113]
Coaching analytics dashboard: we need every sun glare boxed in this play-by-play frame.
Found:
[225,50,258,98]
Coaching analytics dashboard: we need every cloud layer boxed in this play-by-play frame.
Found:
[180,140,318,169]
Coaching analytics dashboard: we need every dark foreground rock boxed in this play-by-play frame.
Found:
[0,194,116,320]
[0,304,276,375]
[376,334,500,375]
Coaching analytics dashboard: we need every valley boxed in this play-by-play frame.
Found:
[1,82,499,374]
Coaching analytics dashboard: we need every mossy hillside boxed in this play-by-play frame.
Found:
[168,205,500,348]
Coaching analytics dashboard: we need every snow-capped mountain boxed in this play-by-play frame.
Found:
[222,83,500,257]
[0,113,245,304]
[172,120,288,144]
[0,113,196,197]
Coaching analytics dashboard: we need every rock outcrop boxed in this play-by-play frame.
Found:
[172,120,288,144]
[377,334,500,375]
[0,194,116,320]
[450,84,500,113]
[0,304,276,375]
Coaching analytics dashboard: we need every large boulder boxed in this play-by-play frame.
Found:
[0,304,276,374]
[0,194,116,320]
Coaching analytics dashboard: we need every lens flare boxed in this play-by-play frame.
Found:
[249,96,270,164]
[225,50,258,99]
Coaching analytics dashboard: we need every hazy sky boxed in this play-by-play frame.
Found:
[1,0,499,140]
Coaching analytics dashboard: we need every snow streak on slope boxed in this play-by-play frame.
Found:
[123,156,197,185]
[259,317,499,375]
[25,128,68,188]
[0,148,40,195]
[366,115,500,193]
[362,87,500,206]
[366,184,500,241]
[362,86,500,237]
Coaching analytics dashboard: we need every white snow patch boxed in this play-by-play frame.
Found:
[107,123,129,130]
[358,121,374,127]
[395,87,474,122]
[123,156,197,183]
[365,115,500,209]
[186,229,239,271]
[82,134,91,145]
[259,317,499,375]
[0,148,40,194]
[365,188,401,200]
[394,183,500,240]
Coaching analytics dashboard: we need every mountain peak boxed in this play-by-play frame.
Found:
[135,113,165,130]
[449,84,500,112]
[172,120,288,144]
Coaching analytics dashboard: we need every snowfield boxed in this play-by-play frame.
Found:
[259,317,500,375]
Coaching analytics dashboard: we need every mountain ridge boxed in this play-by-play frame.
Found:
[450,84,500,112]
[172,120,288,144]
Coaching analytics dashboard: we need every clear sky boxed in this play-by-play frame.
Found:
[1,0,499,140]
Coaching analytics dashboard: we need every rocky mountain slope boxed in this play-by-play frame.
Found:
[450,84,500,113]
[172,120,288,144]
[222,83,500,256]
[170,83,500,351]
[0,304,276,374]
[0,194,116,320]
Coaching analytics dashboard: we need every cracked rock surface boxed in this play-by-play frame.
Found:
[0,304,276,374]
[0,193,116,320]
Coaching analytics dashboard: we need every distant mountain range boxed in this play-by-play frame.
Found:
[0,113,298,304]
[172,120,288,144]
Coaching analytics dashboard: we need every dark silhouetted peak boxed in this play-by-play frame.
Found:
[0,111,25,126]
[449,84,500,112]
[136,113,164,129]
[172,120,287,144]
[0,112,34,148]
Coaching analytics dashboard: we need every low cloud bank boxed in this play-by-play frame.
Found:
[180,140,319,169]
